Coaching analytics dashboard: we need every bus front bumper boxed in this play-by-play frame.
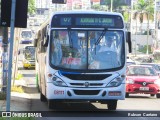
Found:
[46,83,125,101]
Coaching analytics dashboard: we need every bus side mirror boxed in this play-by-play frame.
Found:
[34,38,38,47]
[126,32,132,53]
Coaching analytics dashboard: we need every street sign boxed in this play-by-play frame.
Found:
[1,0,28,28]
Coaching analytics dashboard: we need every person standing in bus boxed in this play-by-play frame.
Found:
[51,31,62,66]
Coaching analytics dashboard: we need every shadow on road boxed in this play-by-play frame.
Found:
[22,73,36,77]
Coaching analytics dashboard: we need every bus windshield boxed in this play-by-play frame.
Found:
[24,46,35,60]
[50,29,124,70]
[21,30,32,39]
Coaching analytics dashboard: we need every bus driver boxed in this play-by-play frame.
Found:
[98,37,115,52]
[89,37,118,69]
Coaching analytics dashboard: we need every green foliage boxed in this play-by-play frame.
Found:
[104,0,126,11]
[133,0,154,23]
[15,73,23,80]
[123,11,130,22]
[138,45,152,54]
[28,0,36,15]
[153,51,160,60]
[11,86,24,93]
[91,4,101,10]
[0,92,6,100]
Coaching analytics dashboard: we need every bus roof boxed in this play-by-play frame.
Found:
[51,10,123,17]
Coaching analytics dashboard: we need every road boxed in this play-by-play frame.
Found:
[17,66,160,120]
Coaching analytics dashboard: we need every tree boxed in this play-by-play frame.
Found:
[91,4,108,11]
[133,0,154,54]
[28,0,36,15]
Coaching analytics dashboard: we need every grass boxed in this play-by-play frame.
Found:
[15,73,23,80]
[11,86,24,93]
[0,86,24,100]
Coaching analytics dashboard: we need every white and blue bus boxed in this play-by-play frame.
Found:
[34,11,132,110]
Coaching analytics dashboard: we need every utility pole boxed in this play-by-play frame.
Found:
[154,0,158,49]
[2,27,8,93]
[111,0,113,12]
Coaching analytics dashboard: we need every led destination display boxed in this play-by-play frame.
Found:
[52,14,124,28]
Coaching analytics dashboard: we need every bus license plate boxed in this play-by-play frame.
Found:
[139,87,149,91]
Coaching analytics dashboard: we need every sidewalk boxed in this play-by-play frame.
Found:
[0,79,38,112]
[0,92,31,111]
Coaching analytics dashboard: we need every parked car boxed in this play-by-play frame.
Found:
[126,65,160,98]
[140,63,160,74]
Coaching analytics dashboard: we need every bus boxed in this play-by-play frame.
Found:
[20,29,34,44]
[34,11,132,110]
[22,45,35,69]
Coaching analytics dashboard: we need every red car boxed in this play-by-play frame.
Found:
[126,65,160,98]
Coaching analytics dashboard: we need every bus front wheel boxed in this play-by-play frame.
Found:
[40,92,47,102]
[107,100,117,110]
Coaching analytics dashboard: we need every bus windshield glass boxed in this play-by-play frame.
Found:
[24,46,35,60]
[21,30,32,39]
[50,29,124,71]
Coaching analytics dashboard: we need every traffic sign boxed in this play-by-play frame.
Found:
[1,0,28,28]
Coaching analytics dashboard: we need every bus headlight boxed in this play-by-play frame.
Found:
[52,76,68,87]
[106,77,123,87]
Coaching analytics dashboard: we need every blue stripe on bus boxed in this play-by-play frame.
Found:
[58,70,81,76]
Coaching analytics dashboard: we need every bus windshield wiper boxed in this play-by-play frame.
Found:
[95,28,107,45]
[68,30,73,48]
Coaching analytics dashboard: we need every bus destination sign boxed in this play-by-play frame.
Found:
[76,18,114,26]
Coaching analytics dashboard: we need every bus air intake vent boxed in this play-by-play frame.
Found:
[62,74,111,80]
[73,90,100,95]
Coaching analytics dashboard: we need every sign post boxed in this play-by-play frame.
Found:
[6,0,16,111]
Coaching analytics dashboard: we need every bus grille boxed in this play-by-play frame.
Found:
[73,90,100,95]
[70,83,103,87]
[62,74,111,80]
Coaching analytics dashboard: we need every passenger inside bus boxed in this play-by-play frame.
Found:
[51,31,62,66]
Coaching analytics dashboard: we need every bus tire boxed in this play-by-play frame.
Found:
[40,92,47,102]
[125,93,129,98]
[107,100,117,110]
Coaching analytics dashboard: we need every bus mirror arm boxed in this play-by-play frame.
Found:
[34,38,38,47]
[126,32,132,53]
[43,35,49,47]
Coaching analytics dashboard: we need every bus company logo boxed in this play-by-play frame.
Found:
[143,82,147,86]
[84,82,90,87]
[54,90,64,95]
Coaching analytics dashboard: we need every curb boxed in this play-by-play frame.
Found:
[22,86,39,93]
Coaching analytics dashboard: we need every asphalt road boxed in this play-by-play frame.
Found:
[17,60,160,120]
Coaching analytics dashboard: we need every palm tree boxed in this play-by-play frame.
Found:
[133,0,154,54]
